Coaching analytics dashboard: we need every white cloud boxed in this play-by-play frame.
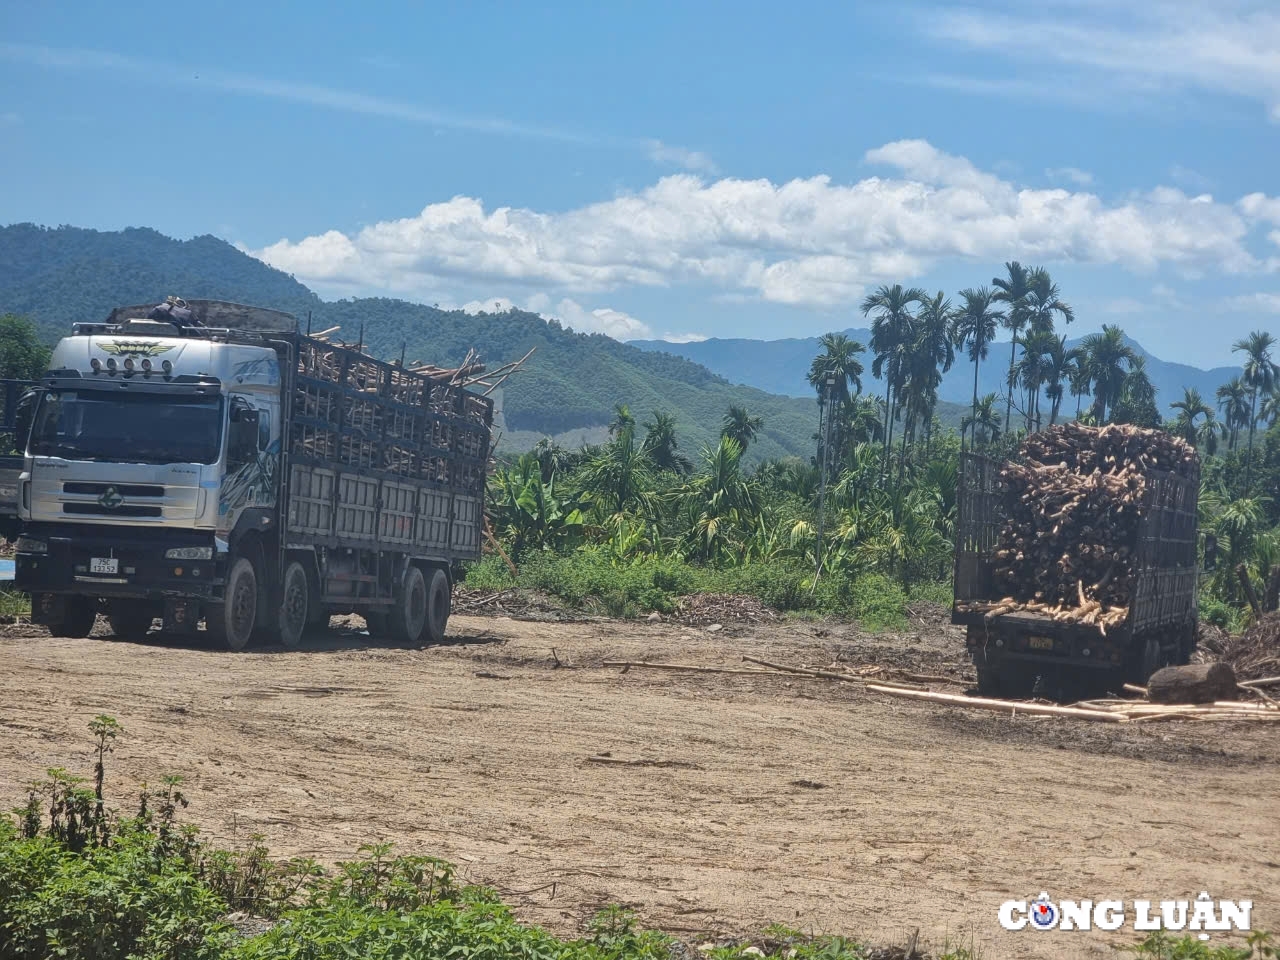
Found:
[647,139,717,173]
[660,332,709,343]
[464,292,655,339]
[923,2,1280,120]
[1239,192,1280,225]
[1226,292,1280,312]
[252,139,1261,313]
[1046,167,1094,186]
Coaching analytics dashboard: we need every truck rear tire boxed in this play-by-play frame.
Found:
[51,596,97,639]
[1128,634,1162,686]
[108,606,155,641]
[277,561,309,649]
[390,566,428,645]
[424,568,450,644]
[208,557,258,651]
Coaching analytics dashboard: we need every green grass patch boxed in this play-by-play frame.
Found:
[0,586,30,618]
[462,552,927,632]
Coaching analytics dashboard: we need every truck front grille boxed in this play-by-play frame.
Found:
[63,503,163,518]
[63,482,165,498]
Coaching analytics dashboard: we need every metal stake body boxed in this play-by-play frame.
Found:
[814,374,836,581]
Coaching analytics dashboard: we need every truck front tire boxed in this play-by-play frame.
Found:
[50,596,97,639]
[208,557,258,651]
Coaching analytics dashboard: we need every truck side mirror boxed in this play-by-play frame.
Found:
[12,388,38,455]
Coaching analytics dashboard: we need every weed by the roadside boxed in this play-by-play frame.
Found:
[0,586,30,618]
[1127,929,1275,959]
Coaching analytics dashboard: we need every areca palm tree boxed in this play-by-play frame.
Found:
[807,332,866,402]
[951,286,1003,448]
[863,284,926,464]
[1044,336,1074,426]
[1233,330,1279,493]
[1113,356,1159,427]
[1024,268,1075,335]
[961,392,1002,447]
[1068,347,1091,419]
[721,405,764,450]
[1014,328,1059,432]
[1216,376,1251,451]
[641,410,693,475]
[1080,324,1137,423]
[910,291,957,454]
[608,403,636,439]
[1170,387,1215,447]
[991,261,1032,433]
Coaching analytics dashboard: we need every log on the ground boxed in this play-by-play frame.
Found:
[1147,663,1238,704]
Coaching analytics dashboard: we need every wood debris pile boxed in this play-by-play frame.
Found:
[957,423,1197,633]
[672,593,781,626]
[1213,612,1280,681]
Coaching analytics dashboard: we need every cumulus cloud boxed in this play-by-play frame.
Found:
[923,2,1280,120]
[252,138,1263,316]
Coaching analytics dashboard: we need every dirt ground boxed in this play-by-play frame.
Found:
[1,609,1277,959]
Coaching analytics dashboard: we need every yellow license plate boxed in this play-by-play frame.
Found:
[1028,635,1054,650]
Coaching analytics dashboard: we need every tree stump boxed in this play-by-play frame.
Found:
[1147,663,1238,704]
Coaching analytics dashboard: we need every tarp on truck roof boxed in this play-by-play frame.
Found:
[105,299,298,334]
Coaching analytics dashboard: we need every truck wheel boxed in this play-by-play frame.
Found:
[208,557,258,651]
[277,561,310,649]
[108,607,155,641]
[390,566,427,645]
[51,596,97,639]
[1129,635,1162,686]
[424,568,450,645]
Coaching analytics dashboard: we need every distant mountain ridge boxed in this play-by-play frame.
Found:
[631,328,1241,416]
[0,223,973,463]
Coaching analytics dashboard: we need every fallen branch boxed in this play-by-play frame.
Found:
[603,660,797,677]
[741,655,862,682]
[1238,676,1280,689]
[864,684,1128,722]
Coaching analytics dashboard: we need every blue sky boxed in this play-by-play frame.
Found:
[3,1,1279,365]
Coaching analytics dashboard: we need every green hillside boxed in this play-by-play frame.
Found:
[0,223,968,462]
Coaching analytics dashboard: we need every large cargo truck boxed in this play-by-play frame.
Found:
[14,300,492,649]
[952,443,1200,697]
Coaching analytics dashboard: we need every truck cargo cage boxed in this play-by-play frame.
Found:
[952,448,1200,634]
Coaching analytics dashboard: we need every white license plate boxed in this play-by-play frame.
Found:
[90,558,119,575]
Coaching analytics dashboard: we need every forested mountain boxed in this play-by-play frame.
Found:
[1,223,955,462]
[631,328,1239,417]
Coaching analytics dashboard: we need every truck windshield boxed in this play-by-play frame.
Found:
[28,390,222,465]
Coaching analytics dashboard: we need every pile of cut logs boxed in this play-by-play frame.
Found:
[957,423,1197,633]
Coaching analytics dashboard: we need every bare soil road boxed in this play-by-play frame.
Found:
[1,611,1276,959]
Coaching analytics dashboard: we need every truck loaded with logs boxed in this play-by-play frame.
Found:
[9,299,493,649]
[953,422,1201,698]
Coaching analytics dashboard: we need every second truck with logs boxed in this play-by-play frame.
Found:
[953,422,1201,697]
[12,299,492,649]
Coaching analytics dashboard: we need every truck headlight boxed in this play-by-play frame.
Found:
[16,536,47,554]
[165,546,213,560]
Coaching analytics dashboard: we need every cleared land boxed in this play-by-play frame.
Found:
[0,611,1276,959]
